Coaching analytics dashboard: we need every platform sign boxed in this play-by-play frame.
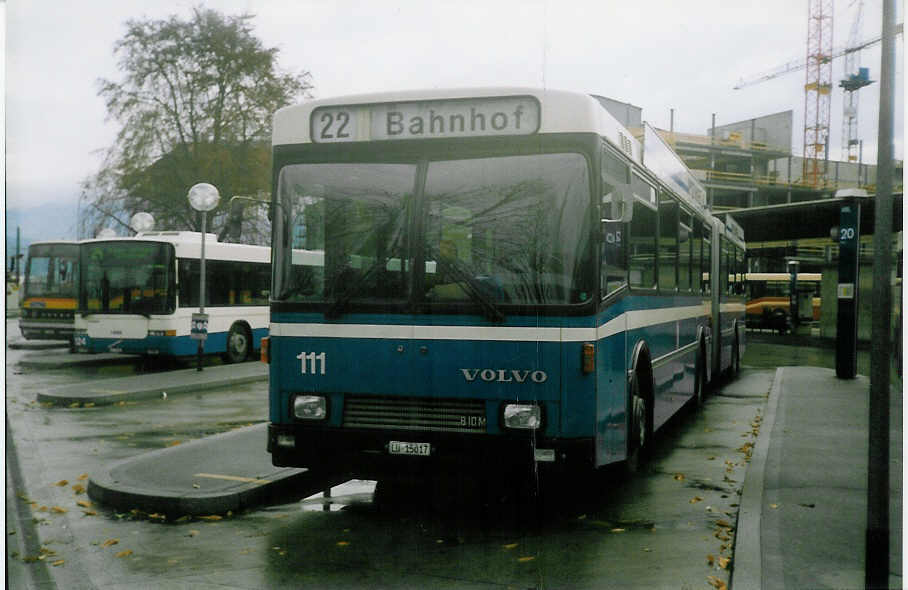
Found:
[190,313,209,341]
[835,202,861,379]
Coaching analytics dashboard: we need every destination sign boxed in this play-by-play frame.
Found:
[311,96,540,143]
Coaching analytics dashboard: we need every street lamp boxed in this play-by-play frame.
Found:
[129,212,155,234]
[188,183,220,371]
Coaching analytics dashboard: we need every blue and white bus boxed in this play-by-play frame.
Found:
[73,231,271,362]
[266,88,745,480]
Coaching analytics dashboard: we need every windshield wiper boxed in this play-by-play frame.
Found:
[324,259,386,319]
[431,252,505,323]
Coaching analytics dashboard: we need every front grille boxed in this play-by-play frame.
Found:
[342,396,488,433]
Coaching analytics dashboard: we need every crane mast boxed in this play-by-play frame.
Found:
[803,0,834,188]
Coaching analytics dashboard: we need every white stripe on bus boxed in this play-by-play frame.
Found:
[271,304,714,342]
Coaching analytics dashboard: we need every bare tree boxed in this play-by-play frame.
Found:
[82,6,312,239]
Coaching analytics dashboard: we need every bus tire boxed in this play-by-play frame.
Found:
[225,322,251,364]
[626,363,653,474]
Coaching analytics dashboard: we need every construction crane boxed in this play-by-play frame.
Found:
[802,0,833,188]
[840,1,874,164]
[732,22,901,91]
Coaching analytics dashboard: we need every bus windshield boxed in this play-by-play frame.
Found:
[24,244,79,300]
[274,152,593,309]
[81,241,175,315]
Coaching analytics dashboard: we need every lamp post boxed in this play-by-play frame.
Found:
[188,183,220,371]
[129,212,155,234]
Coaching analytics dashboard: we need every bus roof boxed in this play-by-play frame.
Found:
[273,87,644,165]
[81,232,270,264]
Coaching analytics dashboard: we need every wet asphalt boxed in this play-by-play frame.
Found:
[7,319,896,589]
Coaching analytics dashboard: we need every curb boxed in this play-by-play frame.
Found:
[731,366,784,589]
[87,425,348,516]
[36,364,267,406]
[8,340,70,351]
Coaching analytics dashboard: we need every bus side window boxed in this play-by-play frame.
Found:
[679,210,692,292]
[629,199,657,290]
[600,221,626,297]
[658,193,678,292]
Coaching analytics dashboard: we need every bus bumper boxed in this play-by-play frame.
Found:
[267,424,595,479]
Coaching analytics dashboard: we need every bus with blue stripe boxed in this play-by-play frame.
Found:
[266,88,745,480]
[73,231,271,362]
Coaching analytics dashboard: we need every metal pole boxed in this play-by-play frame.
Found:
[15,227,21,284]
[866,0,895,586]
[197,213,206,372]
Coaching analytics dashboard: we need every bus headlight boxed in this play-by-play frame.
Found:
[293,395,327,420]
[503,404,541,430]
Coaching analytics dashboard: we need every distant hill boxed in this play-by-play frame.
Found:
[6,202,79,257]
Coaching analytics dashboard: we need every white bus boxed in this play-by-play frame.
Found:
[73,231,270,362]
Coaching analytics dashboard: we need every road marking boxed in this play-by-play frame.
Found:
[194,473,271,485]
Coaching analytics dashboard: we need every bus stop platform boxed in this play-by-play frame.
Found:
[36,361,268,406]
[88,424,350,516]
[733,366,902,589]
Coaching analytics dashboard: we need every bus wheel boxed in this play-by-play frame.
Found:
[225,323,250,363]
[626,372,652,473]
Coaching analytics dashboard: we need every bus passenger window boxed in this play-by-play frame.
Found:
[600,221,626,297]
[658,194,678,292]
[629,199,656,290]
[679,211,692,292]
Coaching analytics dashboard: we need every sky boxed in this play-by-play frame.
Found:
[3,0,904,245]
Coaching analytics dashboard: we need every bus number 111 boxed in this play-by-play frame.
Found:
[297,351,327,375]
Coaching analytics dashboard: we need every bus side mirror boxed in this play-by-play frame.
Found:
[601,185,634,224]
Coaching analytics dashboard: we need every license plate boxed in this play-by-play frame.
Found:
[388,441,431,457]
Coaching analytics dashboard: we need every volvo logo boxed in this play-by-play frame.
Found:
[460,369,548,383]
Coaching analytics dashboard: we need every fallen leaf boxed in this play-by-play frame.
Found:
[101,539,119,548]
[673,473,686,481]
[690,496,703,504]
[54,480,69,487]
[715,519,732,529]
[517,556,535,563]
[50,506,67,514]
[115,550,133,558]
[707,575,728,590]
[82,510,97,516]
[148,513,166,521]
[71,484,86,495]
[166,440,182,447]
[84,403,95,408]
[718,556,731,569]
[52,559,65,567]
[199,515,222,521]
[76,500,92,508]
[770,503,779,509]
[188,530,200,537]
[336,541,349,547]
[502,543,518,550]
[610,528,625,533]
[707,554,715,566]
[192,484,201,489]
[77,474,89,481]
